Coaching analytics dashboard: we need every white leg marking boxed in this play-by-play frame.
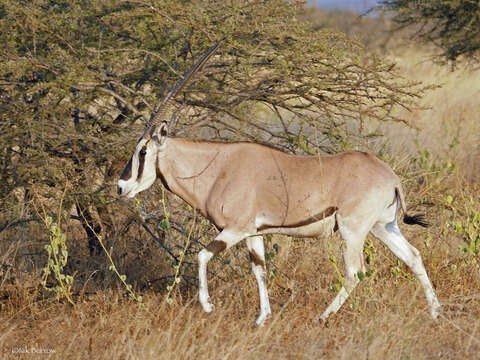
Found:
[198,229,250,314]
[246,235,271,326]
[371,222,441,319]
[198,248,214,313]
[320,216,367,321]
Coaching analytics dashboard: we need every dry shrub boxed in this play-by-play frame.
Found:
[1,6,480,360]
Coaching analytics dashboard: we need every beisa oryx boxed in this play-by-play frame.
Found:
[117,42,441,326]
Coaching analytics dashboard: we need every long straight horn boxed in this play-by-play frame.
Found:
[149,41,222,127]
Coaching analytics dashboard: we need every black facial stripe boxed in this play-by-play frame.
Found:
[137,143,148,181]
[120,157,133,180]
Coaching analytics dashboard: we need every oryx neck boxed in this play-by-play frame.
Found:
[158,138,226,213]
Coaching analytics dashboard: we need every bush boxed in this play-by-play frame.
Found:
[380,0,480,63]
[0,0,428,291]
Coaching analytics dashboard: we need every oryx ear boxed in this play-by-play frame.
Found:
[152,121,168,146]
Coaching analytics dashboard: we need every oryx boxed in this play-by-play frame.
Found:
[117,42,441,326]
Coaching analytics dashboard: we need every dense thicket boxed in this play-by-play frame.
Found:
[0,0,425,255]
[381,0,480,63]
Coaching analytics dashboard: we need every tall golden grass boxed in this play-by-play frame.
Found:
[382,45,480,183]
[1,22,480,360]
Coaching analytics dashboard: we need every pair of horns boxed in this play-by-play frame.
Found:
[148,40,222,128]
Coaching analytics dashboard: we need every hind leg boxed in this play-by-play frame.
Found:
[319,216,368,321]
[370,221,441,319]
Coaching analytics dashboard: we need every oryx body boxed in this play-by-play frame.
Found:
[117,43,441,326]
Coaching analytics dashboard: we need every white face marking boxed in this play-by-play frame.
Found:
[118,138,159,198]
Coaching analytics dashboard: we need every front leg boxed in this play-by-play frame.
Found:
[198,247,216,313]
[198,229,250,313]
[246,235,271,326]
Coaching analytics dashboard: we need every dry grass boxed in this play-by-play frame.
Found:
[2,19,480,360]
[1,220,479,359]
[2,184,480,359]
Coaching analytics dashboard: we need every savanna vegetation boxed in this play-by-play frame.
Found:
[1,0,479,358]
[381,0,480,63]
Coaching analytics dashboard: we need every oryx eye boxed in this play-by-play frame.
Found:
[139,148,147,156]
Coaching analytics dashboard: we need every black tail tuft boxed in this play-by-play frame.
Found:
[403,214,429,227]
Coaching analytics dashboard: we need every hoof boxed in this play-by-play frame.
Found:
[430,303,441,320]
[317,311,330,323]
[201,300,214,313]
[253,313,270,327]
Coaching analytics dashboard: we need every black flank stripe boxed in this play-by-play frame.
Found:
[257,206,338,231]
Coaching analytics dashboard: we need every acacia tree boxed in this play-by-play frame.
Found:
[380,0,480,63]
[1,1,426,263]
